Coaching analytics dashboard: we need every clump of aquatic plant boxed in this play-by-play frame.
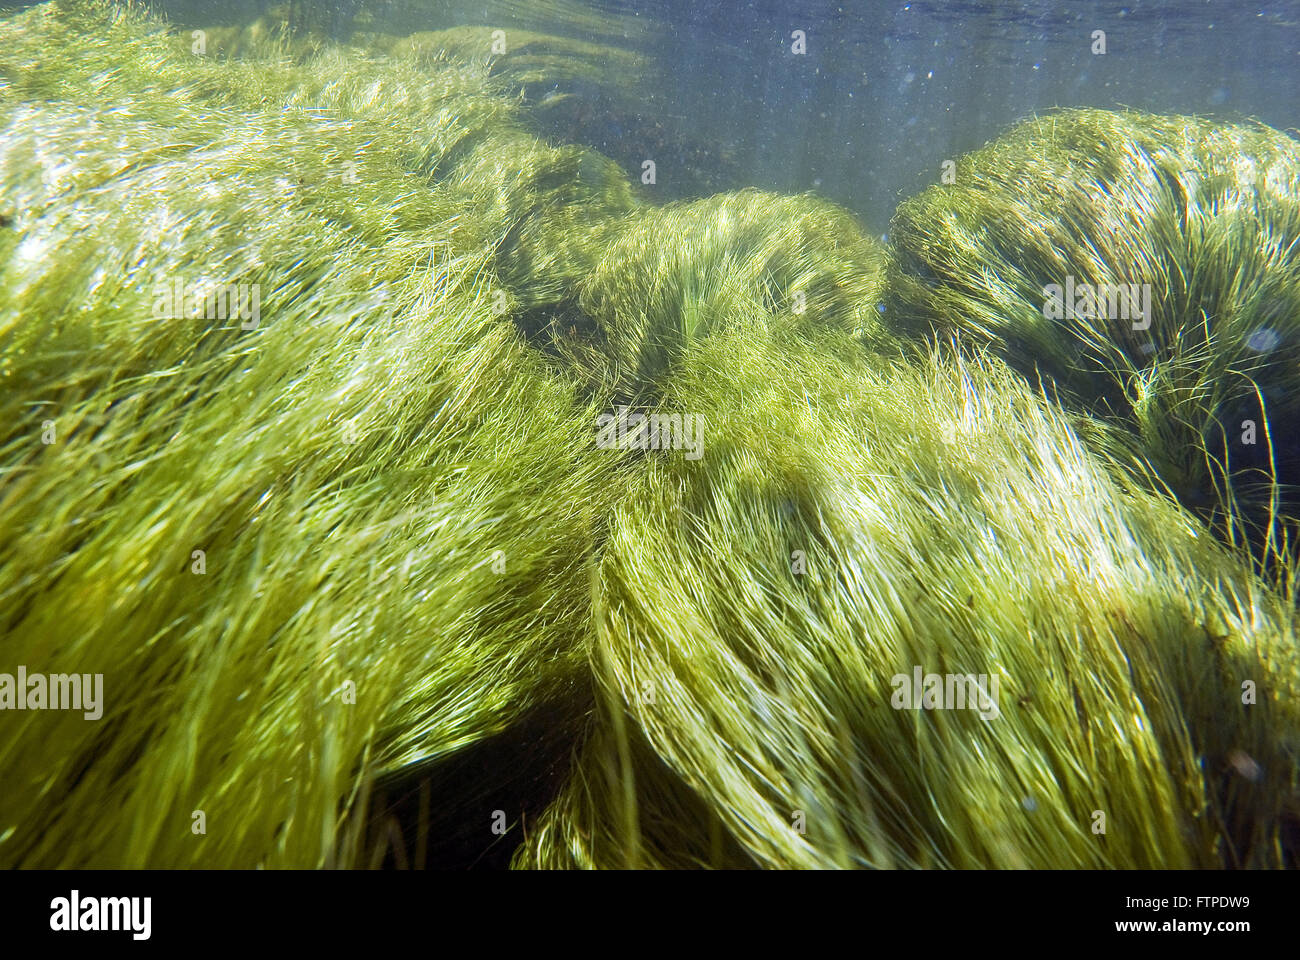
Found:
[887,108,1300,578]
[391,24,648,86]
[585,191,892,400]
[0,0,630,868]
[384,25,738,199]
[539,321,1300,868]
[517,189,891,402]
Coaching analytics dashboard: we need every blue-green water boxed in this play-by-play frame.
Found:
[622,0,1300,228]
[94,0,1300,228]
[261,0,1300,227]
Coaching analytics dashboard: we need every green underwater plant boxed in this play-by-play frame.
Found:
[151,0,733,199]
[887,108,1300,579]
[410,25,743,202]
[0,0,1297,870]
[527,321,1300,868]
[571,191,892,401]
[496,188,893,402]
[0,0,631,867]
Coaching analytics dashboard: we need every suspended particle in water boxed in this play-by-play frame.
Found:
[1246,327,1281,353]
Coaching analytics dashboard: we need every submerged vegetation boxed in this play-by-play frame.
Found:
[0,0,630,867]
[888,108,1300,581]
[0,0,1297,868]
[529,326,1300,868]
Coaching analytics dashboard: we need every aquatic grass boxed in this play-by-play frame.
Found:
[589,192,890,393]
[510,189,892,402]
[571,324,1300,868]
[389,24,648,86]
[382,24,738,199]
[0,0,630,867]
[887,108,1300,577]
[0,0,520,176]
[0,260,618,867]
[2,1,1297,871]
